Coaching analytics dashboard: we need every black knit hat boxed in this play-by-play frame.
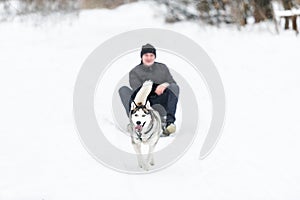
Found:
[140,43,156,58]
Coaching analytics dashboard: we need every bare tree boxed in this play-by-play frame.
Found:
[253,0,273,22]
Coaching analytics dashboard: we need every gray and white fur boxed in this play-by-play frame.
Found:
[128,80,162,171]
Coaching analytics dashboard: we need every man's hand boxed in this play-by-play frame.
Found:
[155,84,167,95]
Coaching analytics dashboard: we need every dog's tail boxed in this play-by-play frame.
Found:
[134,80,153,106]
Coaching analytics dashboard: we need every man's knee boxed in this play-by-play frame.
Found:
[118,86,132,97]
[167,83,179,97]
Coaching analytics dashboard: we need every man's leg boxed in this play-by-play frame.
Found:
[118,86,133,117]
[149,83,179,124]
[163,83,179,124]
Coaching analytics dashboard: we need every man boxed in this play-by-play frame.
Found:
[119,43,179,136]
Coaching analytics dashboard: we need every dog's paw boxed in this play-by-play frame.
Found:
[149,159,155,166]
[138,162,150,171]
[138,162,144,169]
[138,161,148,170]
[143,165,150,171]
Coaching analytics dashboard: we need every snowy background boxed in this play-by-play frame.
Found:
[1,1,300,199]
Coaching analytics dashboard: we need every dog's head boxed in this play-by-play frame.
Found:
[130,101,152,133]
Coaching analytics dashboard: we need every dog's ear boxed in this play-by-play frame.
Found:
[145,100,152,110]
[130,102,136,111]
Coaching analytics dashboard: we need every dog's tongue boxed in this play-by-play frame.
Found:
[135,125,142,131]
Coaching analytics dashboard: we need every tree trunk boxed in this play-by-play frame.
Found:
[253,0,273,23]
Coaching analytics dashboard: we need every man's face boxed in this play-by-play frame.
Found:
[142,53,155,66]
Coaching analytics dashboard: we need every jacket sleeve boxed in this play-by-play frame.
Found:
[129,70,142,91]
[163,64,176,85]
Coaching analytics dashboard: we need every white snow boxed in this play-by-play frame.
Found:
[275,9,300,17]
[0,1,300,200]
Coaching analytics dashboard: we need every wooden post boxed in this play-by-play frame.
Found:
[284,16,290,29]
[292,15,299,34]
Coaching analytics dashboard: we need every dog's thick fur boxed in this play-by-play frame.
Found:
[128,80,162,171]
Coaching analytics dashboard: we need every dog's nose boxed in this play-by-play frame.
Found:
[136,121,141,125]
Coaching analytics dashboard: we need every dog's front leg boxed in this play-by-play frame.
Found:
[147,143,157,166]
[132,142,145,169]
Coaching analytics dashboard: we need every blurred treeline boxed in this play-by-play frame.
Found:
[160,0,300,28]
[1,0,299,27]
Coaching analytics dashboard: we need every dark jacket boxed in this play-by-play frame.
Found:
[129,62,176,90]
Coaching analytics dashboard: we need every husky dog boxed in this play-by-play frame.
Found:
[128,80,162,171]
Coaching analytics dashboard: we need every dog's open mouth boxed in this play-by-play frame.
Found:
[135,125,143,132]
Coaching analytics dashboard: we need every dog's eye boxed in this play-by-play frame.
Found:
[134,114,138,117]
[142,115,146,117]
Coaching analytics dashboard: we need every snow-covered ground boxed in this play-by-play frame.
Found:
[1,1,300,199]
